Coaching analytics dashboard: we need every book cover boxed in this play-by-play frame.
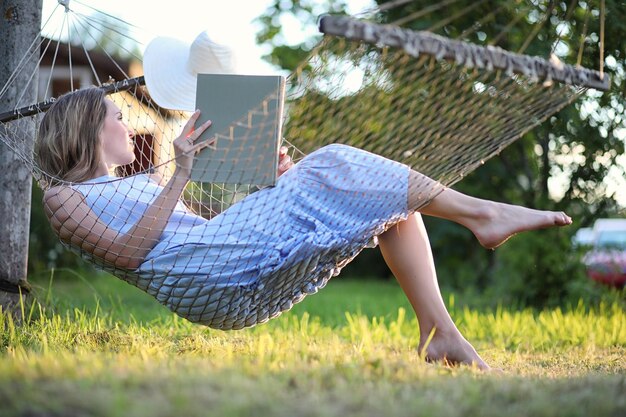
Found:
[192,73,286,185]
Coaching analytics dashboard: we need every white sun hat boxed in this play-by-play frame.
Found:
[143,31,237,111]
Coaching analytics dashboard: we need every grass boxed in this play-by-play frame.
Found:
[0,270,624,417]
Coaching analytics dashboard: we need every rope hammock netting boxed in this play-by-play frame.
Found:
[0,0,609,329]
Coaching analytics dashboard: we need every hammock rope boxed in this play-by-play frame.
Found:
[0,0,610,329]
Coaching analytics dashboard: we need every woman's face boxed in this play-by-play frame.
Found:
[99,99,135,168]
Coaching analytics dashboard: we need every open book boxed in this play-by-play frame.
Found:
[191,74,286,185]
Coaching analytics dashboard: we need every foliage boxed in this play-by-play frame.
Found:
[255,0,349,71]
[255,0,626,306]
[25,1,626,305]
[0,275,624,416]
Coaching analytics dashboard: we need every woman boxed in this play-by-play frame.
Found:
[36,87,571,370]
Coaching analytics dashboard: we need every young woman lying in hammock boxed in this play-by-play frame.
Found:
[35,87,571,370]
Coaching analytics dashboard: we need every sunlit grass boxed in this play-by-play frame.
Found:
[0,270,624,417]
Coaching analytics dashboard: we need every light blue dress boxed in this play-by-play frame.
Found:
[72,144,410,329]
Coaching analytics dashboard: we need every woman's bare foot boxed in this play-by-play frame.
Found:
[417,185,572,249]
[467,202,572,249]
[419,329,490,370]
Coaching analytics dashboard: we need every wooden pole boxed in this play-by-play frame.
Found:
[0,0,43,319]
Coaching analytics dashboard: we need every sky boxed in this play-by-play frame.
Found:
[42,0,374,74]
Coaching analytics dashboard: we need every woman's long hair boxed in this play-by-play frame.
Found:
[35,88,107,186]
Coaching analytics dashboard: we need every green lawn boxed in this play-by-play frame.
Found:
[0,270,624,417]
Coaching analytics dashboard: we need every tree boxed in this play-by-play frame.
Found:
[255,0,626,306]
[0,0,43,318]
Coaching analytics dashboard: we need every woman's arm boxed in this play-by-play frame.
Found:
[44,111,213,270]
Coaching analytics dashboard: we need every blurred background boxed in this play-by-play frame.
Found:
[27,0,626,309]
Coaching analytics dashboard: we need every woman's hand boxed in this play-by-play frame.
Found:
[173,110,213,178]
[277,146,294,177]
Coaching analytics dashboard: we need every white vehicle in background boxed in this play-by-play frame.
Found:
[574,219,626,288]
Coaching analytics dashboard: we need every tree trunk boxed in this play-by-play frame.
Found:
[0,0,42,320]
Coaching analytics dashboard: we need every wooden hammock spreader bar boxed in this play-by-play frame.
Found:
[319,15,610,92]
[0,76,145,123]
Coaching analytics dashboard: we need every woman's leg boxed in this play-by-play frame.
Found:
[378,170,572,369]
[378,214,490,369]
[408,171,571,248]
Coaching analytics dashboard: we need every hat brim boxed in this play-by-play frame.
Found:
[143,36,197,112]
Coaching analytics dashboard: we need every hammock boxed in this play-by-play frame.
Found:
[0,0,609,329]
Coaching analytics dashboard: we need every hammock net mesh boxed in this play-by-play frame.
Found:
[0,0,609,329]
